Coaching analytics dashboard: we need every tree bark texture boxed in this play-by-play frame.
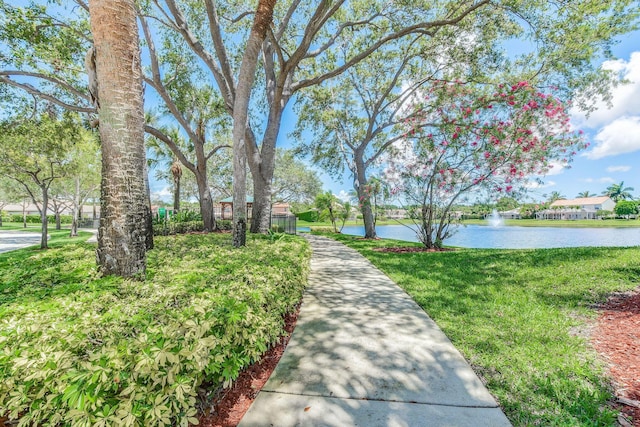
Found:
[232,0,276,247]
[354,158,377,239]
[40,185,48,249]
[88,0,151,277]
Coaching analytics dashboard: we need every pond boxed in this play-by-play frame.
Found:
[338,224,640,249]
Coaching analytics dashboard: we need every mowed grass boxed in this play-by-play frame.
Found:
[326,233,640,426]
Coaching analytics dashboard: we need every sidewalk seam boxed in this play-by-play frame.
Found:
[256,390,500,409]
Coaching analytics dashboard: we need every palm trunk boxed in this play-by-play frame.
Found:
[173,175,180,213]
[89,0,151,277]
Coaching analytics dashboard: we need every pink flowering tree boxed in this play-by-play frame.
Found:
[384,80,588,249]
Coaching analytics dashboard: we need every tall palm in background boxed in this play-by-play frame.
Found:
[577,191,594,198]
[602,181,634,202]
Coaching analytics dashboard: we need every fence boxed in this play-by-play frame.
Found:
[271,214,297,235]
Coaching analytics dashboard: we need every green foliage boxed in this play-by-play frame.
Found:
[217,220,232,231]
[329,234,640,426]
[0,214,71,224]
[153,221,204,236]
[170,210,202,223]
[0,233,310,426]
[295,210,320,222]
[614,200,638,217]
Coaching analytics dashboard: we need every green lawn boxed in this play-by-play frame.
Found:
[0,231,310,426]
[323,232,640,426]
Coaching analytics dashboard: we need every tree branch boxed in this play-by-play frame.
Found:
[292,0,491,92]
[206,144,231,160]
[0,76,95,113]
[0,70,90,101]
[163,0,235,111]
[204,0,236,101]
[144,124,196,174]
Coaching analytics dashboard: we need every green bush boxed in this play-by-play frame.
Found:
[0,233,310,426]
[153,221,205,236]
[170,210,202,223]
[3,214,72,224]
[217,220,232,230]
[295,210,319,222]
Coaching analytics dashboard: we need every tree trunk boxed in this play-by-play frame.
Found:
[195,167,216,232]
[89,0,151,277]
[70,176,80,237]
[55,211,61,230]
[354,158,377,239]
[232,0,276,247]
[173,175,180,213]
[248,107,281,234]
[39,186,48,249]
[250,170,272,233]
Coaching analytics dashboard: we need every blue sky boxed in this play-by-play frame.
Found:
[152,30,640,205]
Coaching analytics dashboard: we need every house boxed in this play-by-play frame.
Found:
[498,208,521,219]
[218,197,292,220]
[219,196,253,220]
[536,196,615,220]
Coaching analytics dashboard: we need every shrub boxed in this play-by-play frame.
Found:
[310,226,338,234]
[0,233,310,426]
[170,210,202,223]
[153,221,205,236]
[217,220,232,231]
[295,210,319,222]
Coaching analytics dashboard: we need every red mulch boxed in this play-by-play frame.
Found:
[197,305,301,427]
[592,288,640,426]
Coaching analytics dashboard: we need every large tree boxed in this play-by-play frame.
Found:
[0,111,82,249]
[385,81,587,248]
[88,0,151,277]
[272,149,322,206]
[294,1,639,239]
[2,0,639,245]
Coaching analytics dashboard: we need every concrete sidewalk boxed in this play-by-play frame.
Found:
[0,229,42,253]
[239,235,511,427]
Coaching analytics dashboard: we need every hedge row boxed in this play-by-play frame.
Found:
[0,233,310,426]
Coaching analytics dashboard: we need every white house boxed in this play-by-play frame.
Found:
[536,196,615,220]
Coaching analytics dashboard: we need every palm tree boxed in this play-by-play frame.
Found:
[602,181,635,202]
[88,0,151,277]
[577,191,594,198]
[547,191,566,202]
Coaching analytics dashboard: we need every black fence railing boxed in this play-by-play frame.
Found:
[271,214,297,235]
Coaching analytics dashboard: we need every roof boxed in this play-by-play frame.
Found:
[550,196,612,207]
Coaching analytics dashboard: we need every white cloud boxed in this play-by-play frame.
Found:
[572,52,640,129]
[337,190,352,202]
[582,177,616,184]
[543,161,568,176]
[606,165,631,173]
[151,186,173,202]
[583,116,640,159]
[525,180,556,190]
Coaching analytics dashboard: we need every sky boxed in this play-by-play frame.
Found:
[152,30,640,206]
